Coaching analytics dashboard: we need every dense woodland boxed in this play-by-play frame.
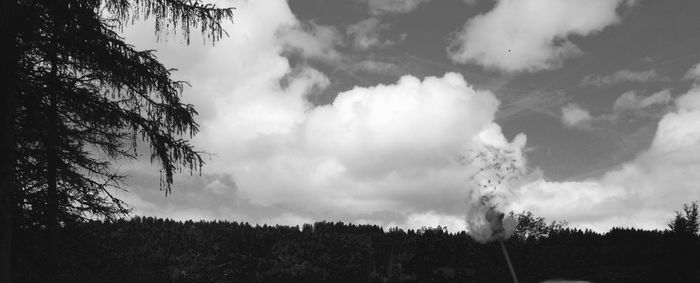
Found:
[12,208,700,283]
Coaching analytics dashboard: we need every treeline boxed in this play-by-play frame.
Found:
[13,216,700,282]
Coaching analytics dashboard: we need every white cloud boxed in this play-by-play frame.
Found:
[267,213,315,227]
[561,103,592,127]
[280,21,345,62]
[561,90,671,129]
[448,0,634,72]
[613,90,671,111]
[677,66,700,110]
[234,73,507,221]
[204,178,236,195]
[120,0,700,235]
[581,69,666,86]
[120,0,526,230]
[400,211,466,232]
[366,0,430,15]
[298,73,499,178]
[513,83,700,232]
[683,62,700,81]
[350,60,402,75]
[676,87,700,111]
[346,17,392,50]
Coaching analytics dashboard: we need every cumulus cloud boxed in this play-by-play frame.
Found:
[677,66,700,110]
[220,72,525,232]
[237,73,506,218]
[119,0,528,231]
[530,63,700,231]
[676,87,700,111]
[581,69,666,86]
[448,0,634,72]
[561,103,592,127]
[513,82,700,232]
[120,0,700,235]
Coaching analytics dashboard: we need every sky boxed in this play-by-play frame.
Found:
[117,0,700,233]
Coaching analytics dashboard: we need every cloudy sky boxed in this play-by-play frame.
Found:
[117,0,700,233]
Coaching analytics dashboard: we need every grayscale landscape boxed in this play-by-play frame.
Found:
[2,0,699,282]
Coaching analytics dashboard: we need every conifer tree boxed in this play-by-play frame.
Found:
[2,0,233,280]
[668,201,699,236]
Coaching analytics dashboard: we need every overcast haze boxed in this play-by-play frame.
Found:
[116,0,700,233]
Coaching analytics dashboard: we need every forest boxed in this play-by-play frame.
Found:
[12,207,700,282]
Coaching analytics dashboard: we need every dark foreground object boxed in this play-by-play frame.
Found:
[13,217,700,282]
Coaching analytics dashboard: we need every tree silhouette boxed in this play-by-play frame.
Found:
[11,213,699,282]
[508,211,567,242]
[666,201,699,281]
[2,0,233,281]
[668,201,699,236]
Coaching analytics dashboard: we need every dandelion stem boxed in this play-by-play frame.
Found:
[499,240,519,283]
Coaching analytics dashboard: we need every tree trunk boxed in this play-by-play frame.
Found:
[46,1,61,280]
[0,0,18,281]
[45,85,59,282]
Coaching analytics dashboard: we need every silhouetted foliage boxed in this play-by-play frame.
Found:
[668,201,699,236]
[4,0,233,281]
[14,0,233,223]
[11,210,700,282]
[508,210,568,242]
